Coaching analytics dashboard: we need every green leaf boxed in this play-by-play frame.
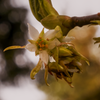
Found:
[43,0,58,16]
[29,0,42,21]
[29,0,58,21]
[41,14,61,29]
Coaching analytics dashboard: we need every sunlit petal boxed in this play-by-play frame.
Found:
[44,30,56,39]
[44,26,62,39]
[48,38,61,50]
[27,23,39,40]
[25,43,37,52]
[39,50,49,64]
[61,36,75,42]
[4,46,25,52]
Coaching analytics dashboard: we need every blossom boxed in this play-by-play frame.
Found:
[4,23,83,87]
[26,23,62,64]
[3,24,63,81]
[4,23,62,64]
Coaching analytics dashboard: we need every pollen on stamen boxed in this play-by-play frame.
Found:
[39,37,42,39]
[39,48,42,50]
[47,38,49,41]
[45,44,48,48]
[42,44,45,47]
[36,41,38,44]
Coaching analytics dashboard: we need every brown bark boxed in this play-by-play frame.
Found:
[71,13,100,28]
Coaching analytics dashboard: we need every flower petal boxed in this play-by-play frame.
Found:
[61,36,75,42]
[4,46,25,52]
[44,26,62,40]
[50,56,56,62]
[39,50,49,64]
[27,23,39,40]
[44,30,56,39]
[25,43,37,52]
[48,38,61,50]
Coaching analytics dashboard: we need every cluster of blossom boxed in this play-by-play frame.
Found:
[4,23,89,87]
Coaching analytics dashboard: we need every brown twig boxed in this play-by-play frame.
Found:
[71,13,100,28]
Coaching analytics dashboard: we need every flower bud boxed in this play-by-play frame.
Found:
[48,44,89,87]
[59,46,73,56]
[29,0,58,21]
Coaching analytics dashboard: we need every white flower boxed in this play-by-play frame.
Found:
[3,23,74,65]
[25,23,61,64]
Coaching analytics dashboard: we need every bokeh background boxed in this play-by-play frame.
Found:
[0,0,100,100]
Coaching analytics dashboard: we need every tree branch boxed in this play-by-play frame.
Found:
[71,13,100,28]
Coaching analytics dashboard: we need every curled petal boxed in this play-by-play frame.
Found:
[61,36,75,42]
[44,65,50,86]
[25,43,37,52]
[4,46,25,52]
[39,50,49,64]
[27,23,39,40]
[48,38,61,50]
[30,59,42,79]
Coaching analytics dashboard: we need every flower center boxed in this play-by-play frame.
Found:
[36,37,48,50]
